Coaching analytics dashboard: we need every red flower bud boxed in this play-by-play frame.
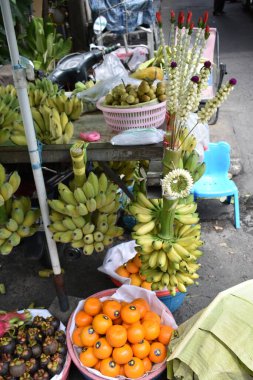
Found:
[188,21,194,35]
[156,12,162,26]
[186,11,192,27]
[178,11,185,28]
[205,25,210,39]
[203,11,209,26]
[170,10,176,23]
[198,16,203,28]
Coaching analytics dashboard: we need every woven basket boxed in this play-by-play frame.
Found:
[96,98,166,131]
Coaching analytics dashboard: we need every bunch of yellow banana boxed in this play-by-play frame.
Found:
[128,190,203,293]
[0,196,41,255]
[28,78,59,97]
[10,105,74,145]
[0,84,17,97]
[45,94,83,121]
[133,222,203,294]
[0,164,21,206]
[47,172,123,254]
[0,98,21,144]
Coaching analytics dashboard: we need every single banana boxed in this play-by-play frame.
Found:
[82,222,95,235]
[17,226,31,238]
[97,221,108,234]
[83,233,94,244]
[0,164,6,186]
[71,240,85,249]
[93,231,104,242]
[103,235,113,246]
[72,228,83,241]
[62,217,77,230]
[136,213,154,223]
[95,192,107,209]
[136,192,158,210]
[5,218,18,232]
[74,188,87,204]
[106,226,124,237]
[51,221,68,232]
[58,183,77,206]
[11,208,24,225]
[94,242,104,253]
[7,232,21,247]
[82,182,95,199]
[173,243,191,260]
[8,171,21,194]
[23,209,41,227]
[0,241,13,255]
[72,216,86,229]
[87,172,99,196]
[134,220,156,236]
[167,246,182,263]
[86,198,97,213]
[83,243,94,255]
[98,173,108,193]
[0,182,14,201]
[157,250,167,268]
[76,203,88,216]
[0,228,12,239]
[148,251,159,268]
[99,200,116,214]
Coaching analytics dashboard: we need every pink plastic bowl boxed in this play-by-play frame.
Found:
[66,288,167,380]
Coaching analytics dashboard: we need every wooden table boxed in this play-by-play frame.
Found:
[0,112,164,164]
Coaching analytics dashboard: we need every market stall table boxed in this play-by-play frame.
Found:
[0,111,165,164]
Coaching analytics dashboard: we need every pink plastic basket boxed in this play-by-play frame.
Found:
[96,98,167,131]
[66,288,168,380]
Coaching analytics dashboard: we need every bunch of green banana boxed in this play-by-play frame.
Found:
[47,172,123,255]
[45,94,83,121]
[72,80,95,95]
[182,149,206,183]
[178,126,198,153]
[0,164,21,206]
[0,196,41,255]
[28,78,59,97]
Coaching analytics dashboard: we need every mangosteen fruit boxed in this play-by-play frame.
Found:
[57,342,67,356]
[0,337,15,355]
[47,360,63,376]
[16,328,27,344]
[27,327,43,342]
[54,330,66,344]
[20,372,33,379]
[45,316,60,332]
[32,316,45,329]
[14,344,32,361]
[40,321,55,337]
[9,358,26,377]
[25,357,39,374]
[39,354,50,369]
[42,336,58,355]
[51,352,65,366]
[33,368,50,380]
[28,339,42,358]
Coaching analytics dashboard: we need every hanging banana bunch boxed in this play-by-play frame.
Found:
[128,143,206,295]
[47,142,124,255]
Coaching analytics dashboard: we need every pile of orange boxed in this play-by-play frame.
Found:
[72,296,174,379]
[115,253,152,289]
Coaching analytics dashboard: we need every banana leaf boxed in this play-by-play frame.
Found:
[167,280,253,380]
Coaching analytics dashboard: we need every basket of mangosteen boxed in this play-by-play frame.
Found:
[0,309,71,379]
[96,80,167,131]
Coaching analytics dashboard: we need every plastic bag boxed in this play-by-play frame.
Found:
[111,127,165,145]
[94,53,128,81]
[186,112,210,162]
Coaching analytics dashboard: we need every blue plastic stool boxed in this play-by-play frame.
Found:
[191,141,240,228]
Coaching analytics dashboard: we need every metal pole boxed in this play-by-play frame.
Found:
[0,0,69,311]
